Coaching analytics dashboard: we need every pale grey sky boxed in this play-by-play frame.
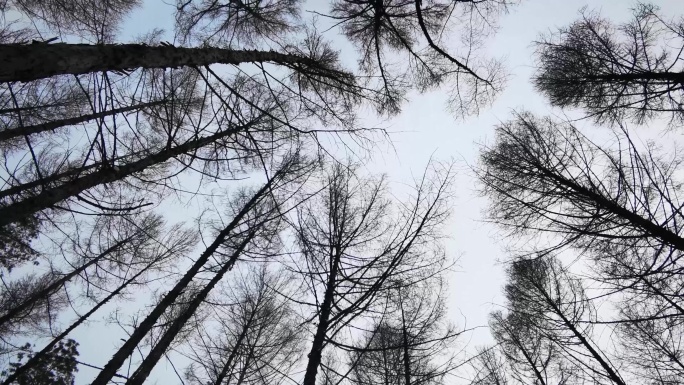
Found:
[67,1,684,383]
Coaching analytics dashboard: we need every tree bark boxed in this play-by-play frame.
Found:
[0,119,258,227]
[0,43,321,83]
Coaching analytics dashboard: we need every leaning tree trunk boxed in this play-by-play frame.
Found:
[211,309,260,385]
[0,119,259,228]
[0,43,324,83]
[535,282,627,385]
[399,295,412,385]
[0,99,166,142]
[89,172,281,385]
[125,231,258,385]
[0,151,138,201]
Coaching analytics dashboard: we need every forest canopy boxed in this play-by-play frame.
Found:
[0,1,683,385]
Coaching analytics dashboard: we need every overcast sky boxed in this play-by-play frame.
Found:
[67,1,684,383]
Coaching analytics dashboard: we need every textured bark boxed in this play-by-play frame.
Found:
[0,100,165,142]
[0,120,257,227]
[0,43,320,83]
[90,177,276,385]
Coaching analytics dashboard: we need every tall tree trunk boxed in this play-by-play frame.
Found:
[0,119,259,227]
[638,276,684,316]
[302,247,342,385]
[502,323,548,385]
[0,99,165,142]
[125,230,257,385]
[234,326,263,385]
[0,43,323,83]
[0,153,133,201]
[90,176,278,385]
[536,284,627,385]
[584,71,684,84]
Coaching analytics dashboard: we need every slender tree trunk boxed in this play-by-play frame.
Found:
[399,291,412,385]
[540,166,684,251]
[0,102,74,115]
[1,257,156,385]
[0,100,165,142]
[0,43,322,83]
[1,156,118,201]
[90,176,277,385]
[125,231,258,385]
[0,236,132,328]
[232,323,263,385]
[537,284,626,385]
[212,310,258,385]
[639,276,684,315]
[0,119,258,227]
[503,324,547,385]
[302,247,342,385]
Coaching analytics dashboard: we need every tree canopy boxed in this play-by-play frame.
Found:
[3,1,684,385]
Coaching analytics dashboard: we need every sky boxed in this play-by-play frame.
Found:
[66,0,684,383]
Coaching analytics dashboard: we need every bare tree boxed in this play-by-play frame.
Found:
[88,153,314,385]
[478,113,684,320]
[7,0,141,42]
[183,266,303,385]
[468,348,509,385]
[289,162,452,385]
[176,0,301,48]
[489,311,555,385]
[326,0,513,116]
[533,3,684,125]
[0,213,197,385]
[615,302,684,384]
[476,112,684,385]
[349,278,460,385]
[497,257,626,385]
[1,339,79,385]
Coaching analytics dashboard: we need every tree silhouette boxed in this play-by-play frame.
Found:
[290,162,453,385]
[1,339,79,385]
[534,4,684,125]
